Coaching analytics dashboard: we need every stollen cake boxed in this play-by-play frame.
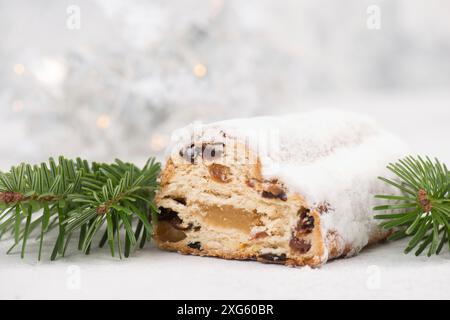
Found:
[155,110,407,267]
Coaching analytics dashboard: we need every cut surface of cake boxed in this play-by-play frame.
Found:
[155,110,407,267]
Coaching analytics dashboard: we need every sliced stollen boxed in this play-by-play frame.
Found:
[154,109,407,267]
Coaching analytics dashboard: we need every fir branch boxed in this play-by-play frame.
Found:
[0,157,160,260]
[375,156,450,256]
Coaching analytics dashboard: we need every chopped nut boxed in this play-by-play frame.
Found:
[208,164,231,183]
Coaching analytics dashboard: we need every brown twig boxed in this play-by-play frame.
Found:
[418,189,432,212]
[0,192,24,204]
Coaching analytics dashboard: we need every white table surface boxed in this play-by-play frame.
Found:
[1,98,449,300]
[0,239,449,300]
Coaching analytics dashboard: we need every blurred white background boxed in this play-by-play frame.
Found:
[1,0,449,168]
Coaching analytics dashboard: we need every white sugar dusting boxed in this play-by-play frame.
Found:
[167,109,408,256]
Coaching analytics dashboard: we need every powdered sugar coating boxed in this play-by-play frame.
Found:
[167,109,408,258]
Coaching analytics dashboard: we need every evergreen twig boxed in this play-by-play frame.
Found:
[0,157,160,260]
[375,156,450,256]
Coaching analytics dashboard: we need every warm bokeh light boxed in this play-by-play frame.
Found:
[193,63,208,78]
[96,115,111,129]
[150,133,167,152]
[33,58,67,87]
[13,64,25,75]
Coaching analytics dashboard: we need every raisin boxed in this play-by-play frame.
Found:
[261,182,288,201]
[158,207,192,231]
[208,164,231,183]
[187,242,202,250]
[261,190,287,201]
[159,207,182,223]
[298,206,310,216]
[173,197,187,205]
[259,253,287,264]
[296,208,315,234]
[289,237,312,254]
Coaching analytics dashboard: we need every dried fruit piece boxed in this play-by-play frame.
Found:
[259,253,287,264]
[208,164,231,183]
[261,190,287,201]
[261,181,288,201]
[296,207,315,234]
[187,242,202,250]
[158,207,192,231]
[200,204,260,233]
[173,197,187,205]
[298,206,310,216]
[159,207,182,224]
[289,237,312,254]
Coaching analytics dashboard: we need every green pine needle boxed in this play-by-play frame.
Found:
[0,157,160,261]
[375,156,450,256]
